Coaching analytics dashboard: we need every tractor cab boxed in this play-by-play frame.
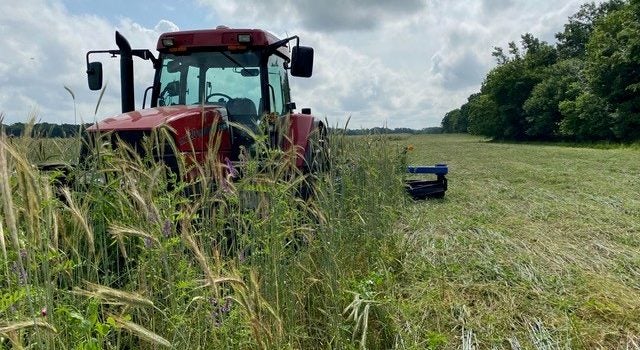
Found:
[151,28,313,132]
[84,27,316,167]
[154,50,275,148]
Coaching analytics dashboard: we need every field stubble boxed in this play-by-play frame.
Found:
[397,134,640,349]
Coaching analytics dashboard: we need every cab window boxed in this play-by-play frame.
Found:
[267,55,290,115]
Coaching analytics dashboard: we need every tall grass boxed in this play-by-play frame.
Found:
[0,121,407,349]
[5,125,637,349]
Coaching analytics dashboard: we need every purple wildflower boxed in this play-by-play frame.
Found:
[147,207,159,224]
[225,157,239,178]
[11,261,27,285]
[144,236,154,248]
[209,297,232,327]
[162,219,172,238]
[221,298,232,314]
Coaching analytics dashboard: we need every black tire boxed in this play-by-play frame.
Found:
[299,126,330,199]
[303,126,330,174]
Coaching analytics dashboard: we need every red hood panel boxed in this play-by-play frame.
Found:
[87,106,222,131]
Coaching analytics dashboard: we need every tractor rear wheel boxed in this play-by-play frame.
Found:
[300,125,330,199]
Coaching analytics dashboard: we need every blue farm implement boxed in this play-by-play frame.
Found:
[405,164,448,199]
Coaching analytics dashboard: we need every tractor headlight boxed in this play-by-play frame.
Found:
[237,34,251,43]
[162,38,175,47]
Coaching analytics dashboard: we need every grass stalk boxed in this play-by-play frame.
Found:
[61,187,95,255]
[0,136,24,281]
[110,315,171,348]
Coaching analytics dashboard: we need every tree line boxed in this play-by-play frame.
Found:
[2,122,443,138]
[442,0,640,142]
[1,123,91,137]
[340,127,442,135]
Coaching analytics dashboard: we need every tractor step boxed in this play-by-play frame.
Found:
[405,164,448,199]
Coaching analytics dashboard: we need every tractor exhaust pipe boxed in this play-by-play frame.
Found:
[115,31,135,113]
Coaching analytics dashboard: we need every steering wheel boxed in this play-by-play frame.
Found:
[205,92,232,104]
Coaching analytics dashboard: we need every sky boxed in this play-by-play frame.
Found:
[0,0,598,129]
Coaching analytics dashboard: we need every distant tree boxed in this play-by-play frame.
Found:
[467,94,500,136]
[479,57,536,139]
[441,109,461,133]
[522,34,558,70]
[586,0,640,140]
[555,0,626,59]
[1,122,89,137]
[492,47,508,65]
[6,123,25,136]
[523,59,584,139]
[421,127,443,134]
[508,41,521,60]
[456,93,480,133]
[559,92,614,140]
[441,1,640,143]
[471,34,556,140]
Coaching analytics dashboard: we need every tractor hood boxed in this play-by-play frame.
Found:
[87,105,224,132]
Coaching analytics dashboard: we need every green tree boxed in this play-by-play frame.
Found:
[523,59,584,139]
[522,34,558,70]
[456,93,480,133]
[441,109,461,133]
[587,0,640,140]
[467,93,500,136]
[559,92,614,140]
[555,0,626,59]
[448,0,640,142]
[476,35,555,139]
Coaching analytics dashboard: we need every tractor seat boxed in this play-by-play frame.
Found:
[226,98,258,132]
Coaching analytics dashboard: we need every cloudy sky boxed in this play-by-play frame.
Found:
[0,0,598,129]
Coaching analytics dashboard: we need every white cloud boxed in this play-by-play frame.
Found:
[0,0,602,128]
[0,0,177,124]
[193,0,596,128]
[155,19,180,33]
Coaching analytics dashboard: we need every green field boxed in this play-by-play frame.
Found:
[0,132,638,349]
[398,134,640,348]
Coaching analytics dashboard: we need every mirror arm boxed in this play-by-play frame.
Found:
[131,49,159,66]
[86,49,158,68]
[86,49,119,67]
[266,35,299,55]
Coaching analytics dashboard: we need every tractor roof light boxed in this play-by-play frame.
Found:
[237,34,251,43]
[162,38,175,47]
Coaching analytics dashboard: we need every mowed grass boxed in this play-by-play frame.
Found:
[394,134,640,349]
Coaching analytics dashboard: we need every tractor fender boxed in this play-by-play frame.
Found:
[287,113,317,168]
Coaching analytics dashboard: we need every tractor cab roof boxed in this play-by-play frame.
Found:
[157,26,289,57]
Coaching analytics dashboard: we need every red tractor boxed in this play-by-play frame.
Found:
[82,26,327,181]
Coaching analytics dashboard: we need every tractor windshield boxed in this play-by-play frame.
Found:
[157,51,262,113]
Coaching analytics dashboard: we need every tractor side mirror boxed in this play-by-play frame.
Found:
[166,60,181,73]
[163,81,180,97]
[240,68,260,77]
[87,62,103,90]
[159,81,180,106]
[291,46,314,78]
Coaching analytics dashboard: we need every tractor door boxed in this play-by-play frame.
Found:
[266,55,291,116]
